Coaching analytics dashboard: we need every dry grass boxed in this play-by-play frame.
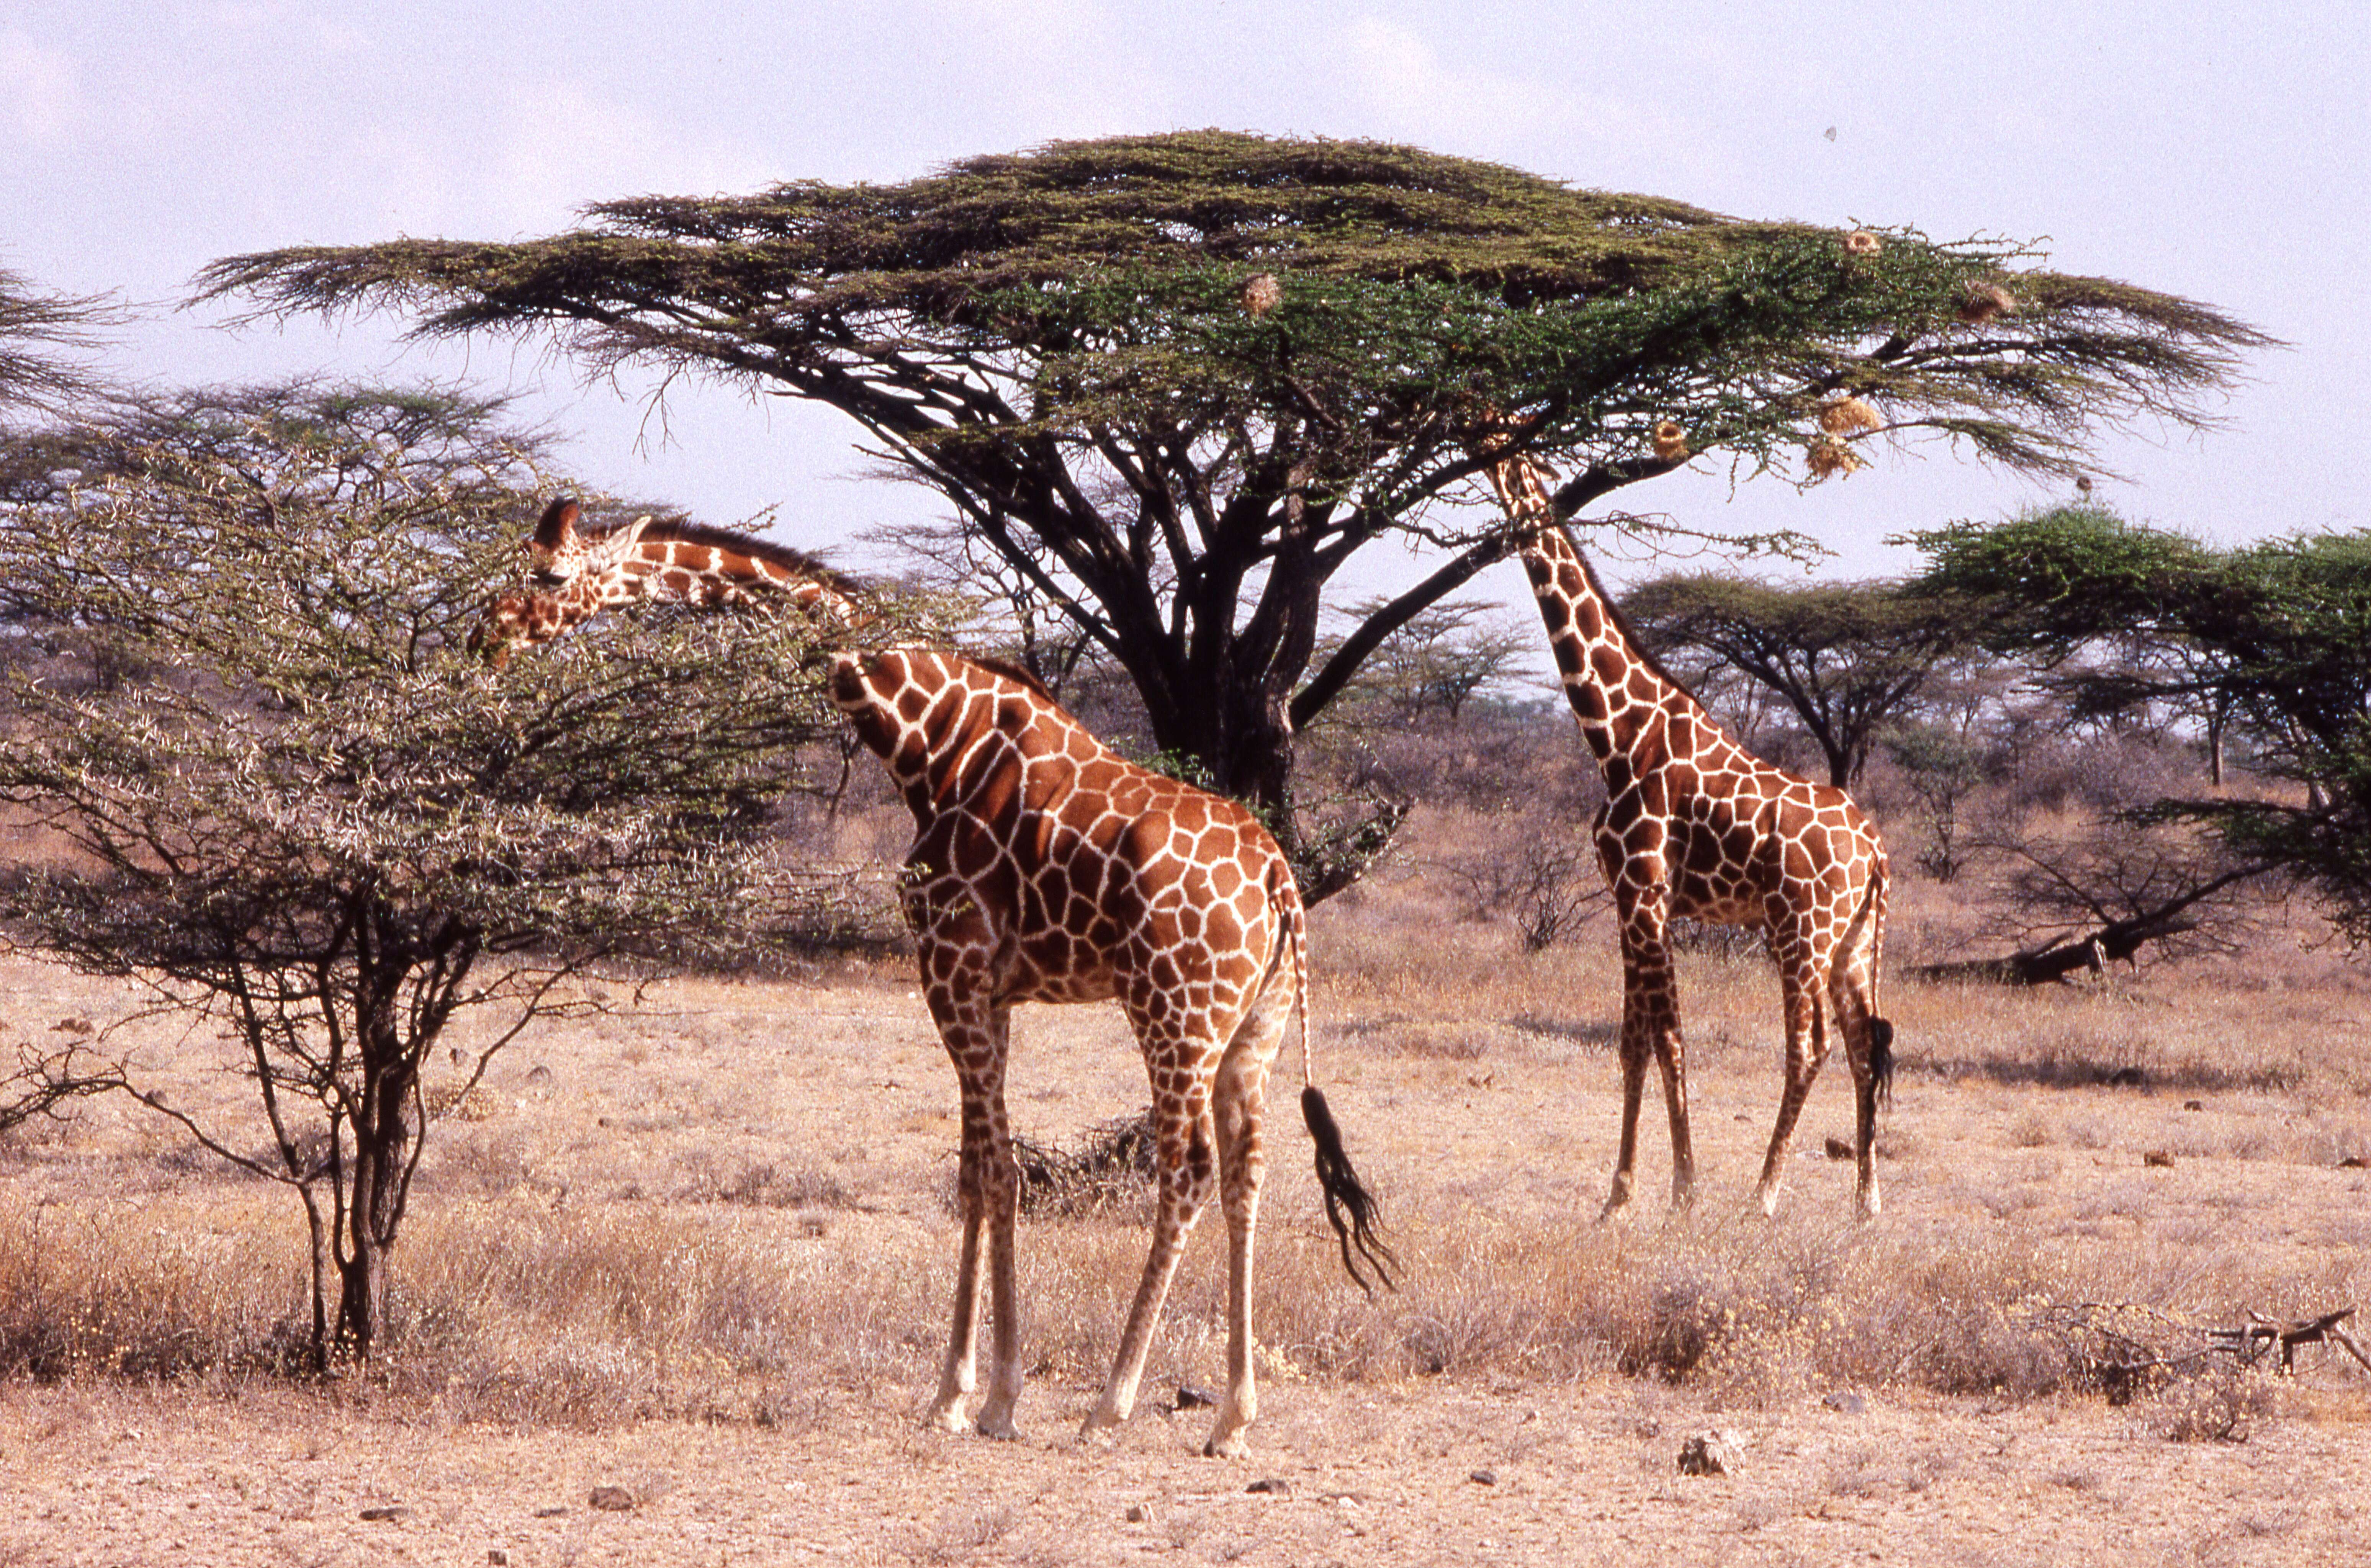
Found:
[2,806,2368,1460]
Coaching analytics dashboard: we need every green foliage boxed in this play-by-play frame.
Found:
[1909,506,2371,942]
[0,267,115,420]
[1624,572,1982,785]
[1315,595,1537,726]
[200,131,2267,848]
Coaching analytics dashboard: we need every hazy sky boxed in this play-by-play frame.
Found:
[8,1,2366,602]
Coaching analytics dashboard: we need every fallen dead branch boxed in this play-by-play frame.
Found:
[2029,1301,2369,1403]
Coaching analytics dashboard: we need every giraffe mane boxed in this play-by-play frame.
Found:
[964,653,1056,702]
[596,515,872,600]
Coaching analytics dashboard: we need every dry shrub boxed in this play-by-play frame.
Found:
[1012,1110,1158,1218]
[384,1203,944,1426]
[2157,1361,2281,1442]
[0,1201,310,1380]
[715,1163,858,1211]
[0,1186,2350,1430]
[1924,1014,2307,1097]
[1224,1207,2116,1405]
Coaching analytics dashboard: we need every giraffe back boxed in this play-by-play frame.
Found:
[827,649,1296,1018]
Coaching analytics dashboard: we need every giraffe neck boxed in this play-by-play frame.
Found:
[1519,525,1708,765]
[828,649,1096,819]
[479,512,871,662]
[1481,453,1712,767]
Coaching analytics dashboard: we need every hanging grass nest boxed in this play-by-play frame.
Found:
[1651,420,1690,463]
[1844,230,1882,256]
[1239,272,1283,318]
[1818,396,1882,435]
[1806,437,1870,480]
[1957,280,2019,325]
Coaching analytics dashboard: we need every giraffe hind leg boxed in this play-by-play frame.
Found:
[1836,976,1892,1221]
[1084,1067,1216,1441]
[1201,977,1296,1458]
[1754,957,1826,1216]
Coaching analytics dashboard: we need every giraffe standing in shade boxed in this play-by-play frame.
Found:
[1484,452,1894,1219]
[476,502,1391,1455]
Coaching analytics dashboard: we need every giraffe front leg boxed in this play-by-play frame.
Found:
[1611,884,1692,1215]
[925,987,1024,1438]
[1602,1033,1649,1221]
[971,1132,1026,1439]
[925,1166,985,1432]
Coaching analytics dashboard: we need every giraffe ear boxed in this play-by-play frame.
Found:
[533,497,581,550]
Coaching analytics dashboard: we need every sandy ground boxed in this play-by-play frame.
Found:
[6,1375,2371,1566]
[4,898,2370,1566]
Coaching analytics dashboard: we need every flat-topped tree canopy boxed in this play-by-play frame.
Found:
[202,130,2267,882]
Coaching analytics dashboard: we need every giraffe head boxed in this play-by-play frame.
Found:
[524,496,655,588]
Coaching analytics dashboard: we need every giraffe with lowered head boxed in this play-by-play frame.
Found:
[467,497,869,665]
[476,499,1392,1455]
[1482,449,1894,1219]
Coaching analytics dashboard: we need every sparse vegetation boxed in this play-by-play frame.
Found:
[0,384,841,1365]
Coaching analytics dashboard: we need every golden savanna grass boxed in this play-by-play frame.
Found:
[4,804,2365,1434]
[5,801,2370,1561]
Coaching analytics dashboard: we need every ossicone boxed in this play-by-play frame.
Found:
[532,497,581,549]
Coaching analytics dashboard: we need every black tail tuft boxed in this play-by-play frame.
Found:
[1301,1085,1397,1297]
[1868,1017,1896,1109]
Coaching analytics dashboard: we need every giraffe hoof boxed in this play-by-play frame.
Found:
[975,1414,1021,1442]
[1202,1431,1251,1460]
[924,1400,970,1433]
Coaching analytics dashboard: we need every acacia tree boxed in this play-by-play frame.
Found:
[1906,505,2371,932]
[202,131,2265,863]
[1622,573,1983,785]
[0,266,113,418]
[0,385,839,1364]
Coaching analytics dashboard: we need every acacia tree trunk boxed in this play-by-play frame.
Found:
[334,988,419,1360]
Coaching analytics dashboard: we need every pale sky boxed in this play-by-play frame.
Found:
[8,1,2367,602]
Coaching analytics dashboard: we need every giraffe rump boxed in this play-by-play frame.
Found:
[1300,1084,1397,1296]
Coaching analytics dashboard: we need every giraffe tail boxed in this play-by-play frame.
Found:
[1848,862,1896,1109]
[1278,868,1398,1296]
